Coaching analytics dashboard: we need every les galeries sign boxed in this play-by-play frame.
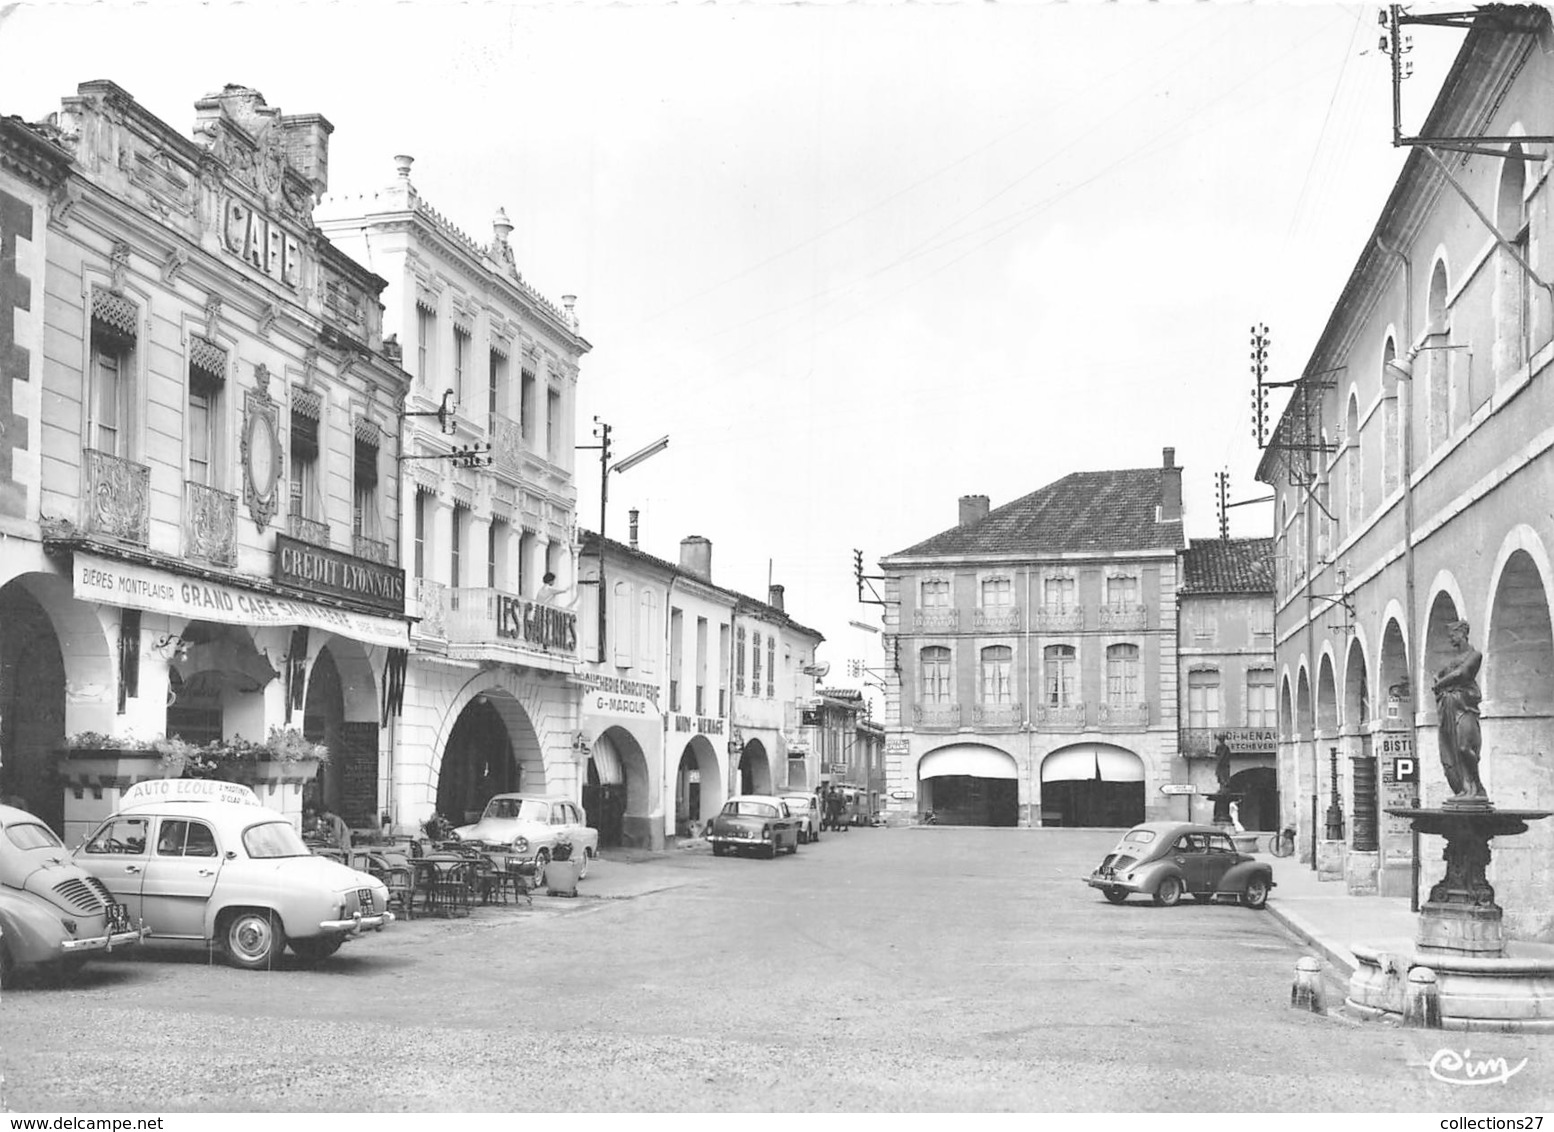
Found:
[221,196,303,289]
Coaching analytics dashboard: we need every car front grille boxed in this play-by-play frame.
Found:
[53,876,111,914]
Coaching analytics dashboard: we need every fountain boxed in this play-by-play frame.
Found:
[1345,621,1554,1031]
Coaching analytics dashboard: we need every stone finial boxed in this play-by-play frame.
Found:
[393,154,414,180]
[562,294,578,330]
[493,207,513,241]
[491,208,516,268]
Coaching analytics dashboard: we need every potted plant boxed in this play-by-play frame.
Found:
[544,834,581,897]
[185,727,329,790]
[58,732,193,782]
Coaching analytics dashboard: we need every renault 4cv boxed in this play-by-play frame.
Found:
[1085,821,1274,909]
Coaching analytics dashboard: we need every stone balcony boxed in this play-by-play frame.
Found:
[445,587,579,659]
[972,702,1022,731]
[1033,606,1085,633]
[353,533,393,565]
[288,512,330,547]
[1034,702,1087,731]
[973,607,1023,633]
[1097,701,1150,730]
[913,704,961,731]
[913,608,959,632]
[81,449,149,546]
[182,481,237,567]
[1097,603,1149,632]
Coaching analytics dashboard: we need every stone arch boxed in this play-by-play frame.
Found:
[1422,583,1468,722]
[1295,663,1313,738]
[421,678,545,824]
[585,723,653,848]
[1379,610,1411,722]
[736,737,773,795]
[1037,742,1142,828]
[1316,650,1339,733]
[1345,391,1363,529]
[672,734,723,837]
[1494,138,1529,380]
[1484,527,1554,712]
[1279,672,1294,740]
[1382,335,1402,496]
[1343,634,1370,732]
[1426,255,1451,452]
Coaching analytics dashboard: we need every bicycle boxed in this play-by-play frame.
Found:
[1266,827,1296,857]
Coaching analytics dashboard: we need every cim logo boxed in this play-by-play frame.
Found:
[1428,1048,1529,1086]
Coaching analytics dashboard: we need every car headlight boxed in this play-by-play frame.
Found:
[762,825,772,840]
[513,836,528,853]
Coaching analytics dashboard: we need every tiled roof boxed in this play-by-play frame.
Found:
[885,468,1185,560]
[1180,538,1275,595]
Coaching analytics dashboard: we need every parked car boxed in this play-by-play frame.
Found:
[451,793,599,886]
[72,778,392,969]
[0,802,147,986]
[780,793,821,844]
[708,795,800,859]
[1085,821,1274,908]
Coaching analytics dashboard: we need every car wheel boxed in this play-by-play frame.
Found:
[577,848,591,879]
[797,830,807,845]
[532,848,551,889]
[1102,886,1128,904]
[1153,876,1184,908]
[0,937,15,989]
[712,842,727,857]
[787,837,799,855]
[766,842,778,860]
[289,936,344,963]
[225,909,285,970]
[812,827,820,842]
[1242,876,1270,910]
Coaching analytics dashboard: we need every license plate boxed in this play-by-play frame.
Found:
[106,901,130,933]
[358,887,375,913]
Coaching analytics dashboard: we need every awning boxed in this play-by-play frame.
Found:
[1041,745,1144,783]
[917,745,1017,780]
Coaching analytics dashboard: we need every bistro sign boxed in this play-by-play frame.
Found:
[274,535,405,616]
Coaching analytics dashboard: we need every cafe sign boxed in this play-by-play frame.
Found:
[274,534,405,616]
[222,195,303,288]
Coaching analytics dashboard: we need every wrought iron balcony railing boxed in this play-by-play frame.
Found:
[183,481,237,567]
[353,533,393,565]
[1034,606,1085,632]
[443,587,578,658]
[1097,701,1150,730]
[1034,702,1087,730]
[913,703,961,731]
[81,449,149,546]
[415,577,447,639]
[973,607,1023,633]
[1097,603,1148,631]
[972,702,1022,730]
[913,608,959,632]
[287,512,331,547]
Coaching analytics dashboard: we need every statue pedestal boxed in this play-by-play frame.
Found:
[1417,901,1504,955]
[1203,791,1241,829]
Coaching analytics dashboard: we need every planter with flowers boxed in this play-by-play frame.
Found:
[544,834,581,897]
[55,733,197,846]
[184,726,328,824]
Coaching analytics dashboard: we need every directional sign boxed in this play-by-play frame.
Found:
[1159,784,1197,796]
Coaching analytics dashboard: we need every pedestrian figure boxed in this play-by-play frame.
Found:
[1432,619,1486,802]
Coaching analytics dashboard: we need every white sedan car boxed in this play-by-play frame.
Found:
[452,793,599,885]
[780,794,822,844]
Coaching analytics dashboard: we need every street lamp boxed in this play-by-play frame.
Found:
[579,418,669,662]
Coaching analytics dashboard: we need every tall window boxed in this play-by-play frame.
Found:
[1044,645,1075,706]
[487,520,500,589]
[489,350,505,431]
[980,645,1012,704]
[1345,395,1362,530]
[517,530,533,595]
[921,578,950,607]
[1246,668,1276,728]
[89,290,137,455]
[766,636,776,698]
[981,577,1011,609]
[353,435,379,540]
[719,624,731,715]
[450,504,466,588]
[695,617,708,715]
[547,387,562,462]
[752,631,763,693]
[520,368,536,443]
[736,626,746,694]
[1044,576,1075,611]
[290,403,319,522]
[1106,643,1140,703]
[920,646,951,704]
[416,303,436,385]
[187,371,218,485]
[669,608,684,712]
[1106,575,1138,610]
[452,326,470,407]
[413,491,427,578]
[1188,669,1221,729]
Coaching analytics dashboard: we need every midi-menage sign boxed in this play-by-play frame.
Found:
[274,534,405,617]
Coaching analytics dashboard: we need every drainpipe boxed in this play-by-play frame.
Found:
[1378,233,1421,911]
[1025,565,1035,827]
[663,571,678,842]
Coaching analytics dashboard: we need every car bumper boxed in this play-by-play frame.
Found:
[318,911,395,934]
[60,925,151,954]
[709,835,768,846]
[1085,874,1147,894]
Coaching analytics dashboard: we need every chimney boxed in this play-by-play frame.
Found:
[1161,447,1182,522]
[680,535,711,581]
[959,494,990,526]
[628,508,639,550]
[768,584,785,612]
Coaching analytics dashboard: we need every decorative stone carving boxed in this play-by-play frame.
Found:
[241,371,282,531]
[302,346,320,384]
[49,180,81,228]
[257,301,279,339]
[108,240,132,292]
[203,294,223,339]
[161,247,188,284]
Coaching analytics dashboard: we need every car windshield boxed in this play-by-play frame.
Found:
[482,798,547,822]
[725,801,778,819]
[242,820,310,859]
[4,821,64,851]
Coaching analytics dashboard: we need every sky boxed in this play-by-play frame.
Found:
[0,0,1464,694]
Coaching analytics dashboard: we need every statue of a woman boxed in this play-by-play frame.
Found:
[1432,620,1486,803]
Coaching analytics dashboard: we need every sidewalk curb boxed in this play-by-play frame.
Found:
[1268,899,1358,977]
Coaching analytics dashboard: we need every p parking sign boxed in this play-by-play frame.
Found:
[1392,756,1417,783]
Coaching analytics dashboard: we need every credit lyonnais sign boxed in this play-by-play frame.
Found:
[274,535,405,616]
[74,551,409,649]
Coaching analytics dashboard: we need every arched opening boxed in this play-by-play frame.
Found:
[1296,667,1313,739]
[1279,676,1293,740]
[1380,617,1410,721]
[736,738,771,795]
[1487,549,1554,712]
[1226,766,1278,831]
[583,725,652,848]
[303,647,345,815]
[1382,337,1401,496]
[1427,260,1451,450]
[673,735,722,838]
[1495,143,1528,381]
[1039,743,1144,828]
[1346,394,1363,529]
[1317,653,1339,734]
[0,580,67,831]
[165,621,279,745]
[1424,590,1466,703]
[1344,638,1370,731]
[437,693,522,825]
[917,744,1018,826]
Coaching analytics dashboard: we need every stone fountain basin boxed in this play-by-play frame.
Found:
[1348,938,1554,1032]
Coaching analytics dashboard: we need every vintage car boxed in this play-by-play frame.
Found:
[71,778,392,969]
[780,793,822,844]
[708,795,800,859]
[0,802,147,986]
[1085,821,1274,908]
[451,793,599,886]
